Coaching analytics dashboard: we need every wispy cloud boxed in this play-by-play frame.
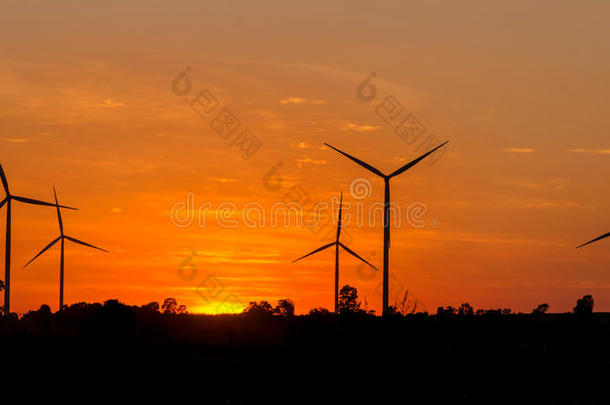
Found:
[522,200,596,210]
[296,158,326,168]
[84,98,127,109]
[341,122,382,132]
[567,148,610,154]
[250,60,424,106]
[504,148,535,153]
[205,177,240,183]
[432,231,565,248]
[0,137,29,143]
[504,178,565,190]
[279,97,327,105]
[101,98,125,108]
[187,250,283,265]
[290,142,312,149]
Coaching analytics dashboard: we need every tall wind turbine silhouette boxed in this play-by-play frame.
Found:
[0,163,76,315]
[324,141,448,315]
[292,192,377,313]
[24,187,107,310]
[576,232,610,249]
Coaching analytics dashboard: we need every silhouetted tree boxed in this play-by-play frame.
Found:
[141,302,160,312]
[338,285,360,314]
[161,298,187,314]
[245,301,274,316]
[162,298,177,314]
[308,307,330,316]
[532,303,549,314]
[458,303,474,316]
[22,304,51,320]
[274,299,295,317]
[39,304,51,315]
[573,295,594,316]
[68,301,96,312]
[20,304,52,336]
[437,306,457,319]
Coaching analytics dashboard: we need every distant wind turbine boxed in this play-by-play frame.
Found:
[292,192,377,313]
[576,232,610,249]
[24,187,107,310]
[0,163,76,315]
[324,141,448,315]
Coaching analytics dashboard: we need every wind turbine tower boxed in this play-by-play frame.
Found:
[24,187,107,310]
[293,192,377,312]
[324,141,448,315]
[0,164,76,315]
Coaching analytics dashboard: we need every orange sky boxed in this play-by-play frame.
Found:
[1,1,609,315]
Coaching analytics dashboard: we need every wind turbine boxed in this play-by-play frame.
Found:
[24,187,107,310]
[292,192,377,313]
[0,163,76,315]
[576,232,610,249]
[324,141,448,315]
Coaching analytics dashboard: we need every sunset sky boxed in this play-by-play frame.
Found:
[1,1,609,315]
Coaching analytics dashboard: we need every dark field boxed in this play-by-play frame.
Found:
[1,302,609,404]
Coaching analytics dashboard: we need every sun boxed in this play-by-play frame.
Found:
[189,302,246,315]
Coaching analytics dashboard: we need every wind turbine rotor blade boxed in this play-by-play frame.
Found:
[23,236,61,267]
[292,242,337,263]
[324,143,386,178]
[388,141,449,178]
[338,242,378,270]
[576,232,610,249]
[65,236,109,252]
[0,198,6,210]
[12,195,56,207]
[53,187,63,234]
[0,163,9,194]
[12,195,77,210]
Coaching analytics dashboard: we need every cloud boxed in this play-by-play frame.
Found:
[187,250,282,265]
[342,123,382,132]
[251,60,424,105]
[111,207,123,213]
[290,142,311,149]
[296,158,326,167]
[567,148,610,154]
[102,98,125,108]
[503,148,535,153]
[205,177,240,183]
[504,178,565,190]
[433,232,565,248]
[0,137,28,143]
[279,97,327,105]
[506,180,543,190]
[522,200,596,210]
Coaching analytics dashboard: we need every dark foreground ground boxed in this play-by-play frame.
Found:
[1,303,609,404]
